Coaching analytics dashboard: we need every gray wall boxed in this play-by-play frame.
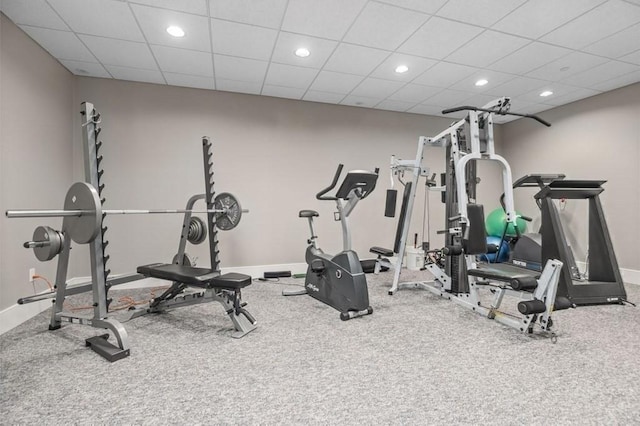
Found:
[0,12,507,314]
[74,77,504,275]
[0,14,74,311]
[501,83,640,271]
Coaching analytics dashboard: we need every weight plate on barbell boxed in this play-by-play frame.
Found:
[213,192,242,231]
[63,182,102,244]
[187,216,207,244]
[32,225,64,262]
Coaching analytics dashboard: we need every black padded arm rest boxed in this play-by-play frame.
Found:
[468,266,538,291]
[370,246,394,257]
[212,272,252,289]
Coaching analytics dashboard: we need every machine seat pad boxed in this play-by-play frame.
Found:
[469,264,539,291]
[137,263,251,289]
[370,246,394,257]
[299,210,319,218]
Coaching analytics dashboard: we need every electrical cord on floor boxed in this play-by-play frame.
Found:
[32,274,53,291]
[621,299,636,307]
[255,277,280,282]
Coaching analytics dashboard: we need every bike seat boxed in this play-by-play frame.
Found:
[299,210,319,218]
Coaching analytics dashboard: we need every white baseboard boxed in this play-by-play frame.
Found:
[619,267,640,285]
[575,261,639,285]
[0,263,307,335]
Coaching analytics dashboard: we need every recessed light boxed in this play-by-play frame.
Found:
[475,79,488,87]
[295,48,310,58]
[540,90,553,97]
[166,26,185,37]
[395,65,409,74]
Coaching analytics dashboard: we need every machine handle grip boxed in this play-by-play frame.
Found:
[316,164,343,201]
[441,105,551,127]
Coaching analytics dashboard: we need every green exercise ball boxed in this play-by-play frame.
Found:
[485,207,528,237]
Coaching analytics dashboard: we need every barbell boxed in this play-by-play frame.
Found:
[6,182,248,245]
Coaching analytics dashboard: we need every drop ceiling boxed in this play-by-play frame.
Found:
[2,0,640,122]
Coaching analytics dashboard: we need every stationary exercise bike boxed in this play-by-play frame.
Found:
[284,164,379,320]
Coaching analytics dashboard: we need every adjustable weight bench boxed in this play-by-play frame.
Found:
[133,263,257,338]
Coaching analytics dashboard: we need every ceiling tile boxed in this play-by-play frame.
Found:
[526,52,608,81]
[487,42,571,75]
[509,102,551,115]
[340,95,383,108]
[492,0,606,39]
[387,83,441,103]
[214,55,268,82]
[281,0,367,40]
[343,2,429,50]
[407,103,447,115]
[350,78,405,98]
[448,69,516,93]
[591,69,640,91]
[461,93,504,108]
[79,35,157,69]
[538,87,601,106]
[560,60,640,87]
[19,26,96,62]
[445,30,530,68]
[264,63,319,89]
[436,0,525,27]
[48,0,144,41]
[59,60,111,78]
[540,0,640,49]
[216,79,262,94]
[582,23,640,58]
[412,61,478,87]
[518,83,582,103]
[620,49,640,65]
[423,89,474,106]
[309,71,364,94]
[374,99,416,112]
[398,17,483,60]
[211,19,277,61]
[131,4,211,52]
[164,72,215,90]
[375,0,448,14]
[209,0,288,29]
[129,0,208,15]
[369,53,437,81]
[323,43,390,76]
[485,76,549,97]
[261,85,306,99]
[271,33,338,69]
[151,45,213,76]
[0,0,69,30]
[105,65,165,84]
[303,91,346,104]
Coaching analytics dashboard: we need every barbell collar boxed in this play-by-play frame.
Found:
[23,240,52,249]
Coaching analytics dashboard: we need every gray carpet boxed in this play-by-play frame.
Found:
[1,270,639,425]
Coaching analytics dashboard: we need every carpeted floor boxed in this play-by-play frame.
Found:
[1,270,638,425]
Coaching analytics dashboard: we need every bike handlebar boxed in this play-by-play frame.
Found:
[316,164,343,201]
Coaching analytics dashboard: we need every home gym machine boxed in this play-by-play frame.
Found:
[374,97,572,339]
[284,164,378,320]
[6,102,255,361]
[503,174,627,305]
